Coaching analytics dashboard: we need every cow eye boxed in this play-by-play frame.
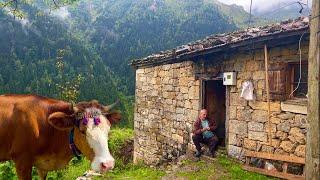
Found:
[93,117,101,125]
[80,129,86,135]
[82,118,88,125]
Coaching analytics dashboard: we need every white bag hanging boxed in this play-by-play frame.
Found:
[240,81,254,100]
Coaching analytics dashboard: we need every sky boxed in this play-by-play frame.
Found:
[50,0,312,20]
[217,0,311,14]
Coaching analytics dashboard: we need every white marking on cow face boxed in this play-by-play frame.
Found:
[83,108,114,173]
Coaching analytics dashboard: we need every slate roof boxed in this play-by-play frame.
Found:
[130,17,309,68]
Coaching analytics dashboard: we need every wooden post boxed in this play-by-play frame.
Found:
[264,44,272,145]
[306,0,320,179]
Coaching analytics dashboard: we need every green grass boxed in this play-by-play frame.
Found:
[217,155,275,180]
[174,155,274,180]
[0,128,274,180]
[0,161,17,180]
[48,127,135,180]
[99,163,165,180]
[47,158,91,180]
[46,127,165,179]
[108,127,133,152]
[176,160,217,180]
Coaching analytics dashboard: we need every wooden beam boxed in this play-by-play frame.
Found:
[244,150,305,164]
[306,0,320,179]
[264,44,272,145]
[246,157,250,165]
[282,162,288,173]
[243,165,304,180]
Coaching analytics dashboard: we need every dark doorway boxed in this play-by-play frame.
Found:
[203,80,226,146]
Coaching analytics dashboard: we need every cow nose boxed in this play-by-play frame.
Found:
[100,161,114,172]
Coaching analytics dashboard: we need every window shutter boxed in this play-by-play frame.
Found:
[266,63,288,101]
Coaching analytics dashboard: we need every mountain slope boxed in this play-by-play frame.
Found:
[0,0,263,126]
[62,0,260,94]
[0,4,122,109]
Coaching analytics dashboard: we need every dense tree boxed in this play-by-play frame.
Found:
[0,0,261,127]
[0,3,132,125]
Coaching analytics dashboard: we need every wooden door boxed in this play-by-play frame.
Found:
[203,80,226,146]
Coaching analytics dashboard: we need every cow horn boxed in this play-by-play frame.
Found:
[71,102,79,113]
[103,99,120,112]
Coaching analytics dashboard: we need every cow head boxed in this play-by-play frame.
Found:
[48,100,121,173]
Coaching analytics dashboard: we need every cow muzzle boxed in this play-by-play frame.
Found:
[100,160,114,172]
[91,156,115,173]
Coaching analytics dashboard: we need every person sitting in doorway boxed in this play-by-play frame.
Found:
[192,109,218,158]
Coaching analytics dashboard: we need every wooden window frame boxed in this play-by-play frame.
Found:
[266,62,288,101]
[286,61,308,99]
[266,61,308,101]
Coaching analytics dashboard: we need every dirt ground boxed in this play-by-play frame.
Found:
[115,140,274,180]
[159,149,277,180]
[159,150,230,180]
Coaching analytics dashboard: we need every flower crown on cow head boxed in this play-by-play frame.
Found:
[76,112,101,126]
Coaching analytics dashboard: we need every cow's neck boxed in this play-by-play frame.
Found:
[34,129,74,171]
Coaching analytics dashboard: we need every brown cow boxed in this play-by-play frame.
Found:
[0,94,121,180]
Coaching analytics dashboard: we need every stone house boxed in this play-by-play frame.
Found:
[130,17,309,165]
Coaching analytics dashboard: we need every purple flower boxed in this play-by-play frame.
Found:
[82,118,88,125]
[94,117,101,125]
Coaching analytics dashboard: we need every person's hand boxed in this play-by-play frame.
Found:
[201,127,210,132]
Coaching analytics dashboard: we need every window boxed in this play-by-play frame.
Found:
[288,62,308,98]
[267,62,288,101]
[266,61,308,101]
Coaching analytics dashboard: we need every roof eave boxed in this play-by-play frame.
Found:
[130,26,309,69]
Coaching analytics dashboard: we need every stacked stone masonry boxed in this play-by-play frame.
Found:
[134,61,200,165]
[226,43,308,159]
[134,42,309,165]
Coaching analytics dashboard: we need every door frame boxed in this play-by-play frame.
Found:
[200,78,227,147]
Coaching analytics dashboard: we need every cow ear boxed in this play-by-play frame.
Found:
[48,112,75,131]
[106,110,121,125]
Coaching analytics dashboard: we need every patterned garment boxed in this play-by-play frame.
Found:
[201,119,214,139]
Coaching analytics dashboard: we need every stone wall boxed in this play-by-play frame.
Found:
[222,42,309,159]
[133,42,309,165]
[134,61,200,165]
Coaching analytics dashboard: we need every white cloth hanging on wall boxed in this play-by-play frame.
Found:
[240,81,254,100]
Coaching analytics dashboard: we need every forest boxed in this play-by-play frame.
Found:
[0,0,259,127]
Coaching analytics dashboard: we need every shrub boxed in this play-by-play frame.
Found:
[0,161,17,180]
